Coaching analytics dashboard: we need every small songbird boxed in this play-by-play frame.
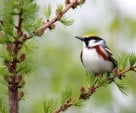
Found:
[75,34,118,76]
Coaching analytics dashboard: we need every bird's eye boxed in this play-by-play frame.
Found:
[94,40,99,43]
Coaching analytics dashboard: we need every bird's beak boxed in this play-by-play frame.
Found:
[75,36,84,41]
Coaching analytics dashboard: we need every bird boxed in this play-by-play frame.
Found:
[75,33,118,77]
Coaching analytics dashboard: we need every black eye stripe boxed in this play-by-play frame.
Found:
[83,36,103,47]
[84,41,89,47]
[94,40,99,42]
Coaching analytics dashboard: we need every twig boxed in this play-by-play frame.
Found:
[22,0,82,41]
[17,8,23,37]
[34,0,79,35]
[117,66,136,75]
[53,66,136,113]
[54,99,73,113]
[21,0,80,40]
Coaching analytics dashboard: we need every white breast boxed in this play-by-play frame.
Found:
[82,47,113,74]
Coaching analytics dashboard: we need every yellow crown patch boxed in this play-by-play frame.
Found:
[83,33,96,37]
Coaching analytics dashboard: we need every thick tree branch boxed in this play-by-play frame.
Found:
[8,76,18,113]
[8,2,24,113]
[4,1,85,113]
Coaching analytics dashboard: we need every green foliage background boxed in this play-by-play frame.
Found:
[0,0,136,113]
[21,0,136,110]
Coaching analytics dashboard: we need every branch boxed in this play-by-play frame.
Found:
[17,8,23,37]
[118,66,136,75]
[53,66,136,113]
[34,0,78,35]
[21,0,85,41]
[7,1,25,113]
[19,0,81,40]
[53,99,73,113]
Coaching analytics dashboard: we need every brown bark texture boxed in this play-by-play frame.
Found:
[8,76,18,113]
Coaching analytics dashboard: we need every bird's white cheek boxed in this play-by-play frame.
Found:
[88,41,95,47]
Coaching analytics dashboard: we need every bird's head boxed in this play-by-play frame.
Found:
[75,33,106,48]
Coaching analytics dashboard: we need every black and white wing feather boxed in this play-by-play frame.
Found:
[105,46,118,69]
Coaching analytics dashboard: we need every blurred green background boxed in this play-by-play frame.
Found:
[19,0,136,113]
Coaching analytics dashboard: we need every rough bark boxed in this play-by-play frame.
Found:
[8,76,18,113]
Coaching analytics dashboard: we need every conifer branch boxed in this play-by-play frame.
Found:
[34,0,78,35]
[7,1,25,113]
[17,8,23,37]
[22,0,84,40]
[117,66,136,75]
[53,99,73,113]
[15,0,84,42]
[17,0,78,40]
[17,0,86,42]
[53,65,136,113]
[1,0,85,113]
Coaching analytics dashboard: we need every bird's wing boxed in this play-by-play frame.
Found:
[105,46,118,68]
